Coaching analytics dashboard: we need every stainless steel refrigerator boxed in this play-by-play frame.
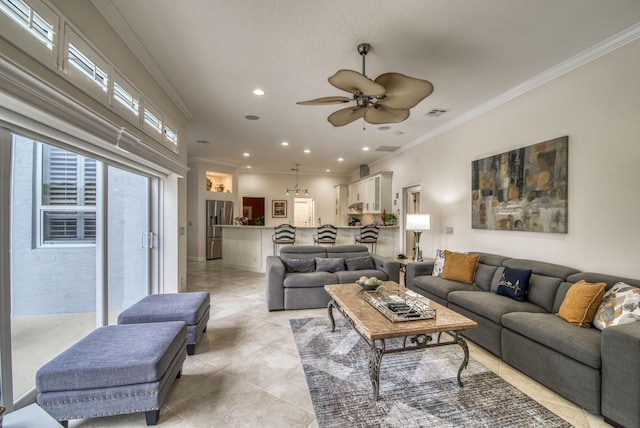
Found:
[206,200,233,259]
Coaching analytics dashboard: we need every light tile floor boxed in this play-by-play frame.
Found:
[19,260,610,427]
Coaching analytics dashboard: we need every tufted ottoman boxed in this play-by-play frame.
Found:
[117,292,210,355]
[36,321,186,426]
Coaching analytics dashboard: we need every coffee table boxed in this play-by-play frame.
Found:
[325,281,477,400]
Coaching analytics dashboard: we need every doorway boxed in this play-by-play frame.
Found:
[404,185,421,258]
[293,197,315,227]
[242,196,265,225]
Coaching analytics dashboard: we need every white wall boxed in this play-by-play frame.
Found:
[187,160,239,260]
[369,39,640,278]
[238,171,347,227]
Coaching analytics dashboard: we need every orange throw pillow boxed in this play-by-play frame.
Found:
[557,280,606,328]
[441,251,480,285]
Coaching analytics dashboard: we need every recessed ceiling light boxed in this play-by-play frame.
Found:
[362,146,370,151]
[243,152,250,157]
[196,140,209,144]
[252,89,265,96]
[394,131,404,136]
[337,157,344,162]
[245,115,260,120]
[281,141,289,146]
[326,169,331,172]
[304,149,310,153]
[378,126,391,131]
[246,165,251,169]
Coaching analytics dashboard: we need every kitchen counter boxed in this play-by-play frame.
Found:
[219,225,399,273]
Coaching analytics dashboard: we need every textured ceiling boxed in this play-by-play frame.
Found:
[102,0,640,176]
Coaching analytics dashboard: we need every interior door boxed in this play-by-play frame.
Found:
[404,186,421,257]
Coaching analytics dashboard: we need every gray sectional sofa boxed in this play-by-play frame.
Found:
[406,252,640,428]
[267,245,400,311]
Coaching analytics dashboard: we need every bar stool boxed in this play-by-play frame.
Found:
[354,224,379,253]
[272,224,296,255]
[313,224,337,246]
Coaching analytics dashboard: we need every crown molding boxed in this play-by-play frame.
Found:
[383,22,640,161]
[91,0,193,120]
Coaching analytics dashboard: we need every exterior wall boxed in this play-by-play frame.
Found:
[11,137,147,315]
[369,38,640,278]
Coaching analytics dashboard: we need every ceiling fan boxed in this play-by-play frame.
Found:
[297,43,434,127]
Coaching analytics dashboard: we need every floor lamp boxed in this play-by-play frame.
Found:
[406,214,430,262]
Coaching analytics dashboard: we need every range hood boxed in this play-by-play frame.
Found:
[349,202,363,210]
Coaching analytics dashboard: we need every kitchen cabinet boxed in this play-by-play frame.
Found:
[348,171,392,214]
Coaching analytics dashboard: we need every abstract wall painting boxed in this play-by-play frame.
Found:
[471,136,568,233]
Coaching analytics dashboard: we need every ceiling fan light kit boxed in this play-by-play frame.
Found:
[297,43,433,127]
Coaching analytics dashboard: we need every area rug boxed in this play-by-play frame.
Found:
[290,316,572,428]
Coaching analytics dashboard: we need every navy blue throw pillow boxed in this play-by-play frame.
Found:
[496,267,532,301]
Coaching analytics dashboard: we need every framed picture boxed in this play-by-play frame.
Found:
[471,136,568,233]
[272,200,287,218]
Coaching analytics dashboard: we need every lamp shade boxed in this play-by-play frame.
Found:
[406,214,430,231]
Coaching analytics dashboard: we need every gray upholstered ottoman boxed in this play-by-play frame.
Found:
[36,321,187,426]
[118,292,210,355]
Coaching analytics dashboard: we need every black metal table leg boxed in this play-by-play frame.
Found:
[327,300,336,332]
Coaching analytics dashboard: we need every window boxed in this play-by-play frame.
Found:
[164,125,177,146]
[68,42,108,92]
[114,81,139,116]
[0,0,55,49]
[143,100,163,135]
[39,144,97,245]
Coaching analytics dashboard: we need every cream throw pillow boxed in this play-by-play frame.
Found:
[593,282,640,330]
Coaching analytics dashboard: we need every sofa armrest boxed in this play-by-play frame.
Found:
[405,261,435,288]
[266,256,286,311]
[371,255,400,283]
[601,321,640,428]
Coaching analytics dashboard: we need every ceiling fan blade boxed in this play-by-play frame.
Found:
[328,70,385,96]
[296,96,352,105]
[364,106,410,124]
[374,73,434,110]
[327,106,367,127]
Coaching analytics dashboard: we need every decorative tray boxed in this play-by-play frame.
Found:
[363,286,436,322]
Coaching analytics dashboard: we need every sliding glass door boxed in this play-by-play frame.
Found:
[2,130,154,405]
[107,166,149,324]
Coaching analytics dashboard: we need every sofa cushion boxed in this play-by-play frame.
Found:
[283,271,337,288]
[280,246,327,259]
[501,259,579,313]
[496,267,532,302]
[345,256,375,271]
[449,291,546,324]
[326,245,370,259]
[558,280,606,328]
[441,251,480,284]
[593,282,640,330]
[282,258,316,273]
[502,312,602,369]
[334,269,387,284]
[412,275,478,301]
[315,257,345,273]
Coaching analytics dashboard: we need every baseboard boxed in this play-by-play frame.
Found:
[187,256,206,262]
[603,416,624,428]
